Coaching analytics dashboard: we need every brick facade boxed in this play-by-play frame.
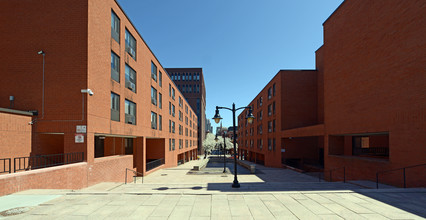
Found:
[0,0,199,194]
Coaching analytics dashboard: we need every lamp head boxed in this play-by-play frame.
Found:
[246,107,255,124]
[212,108,222,124]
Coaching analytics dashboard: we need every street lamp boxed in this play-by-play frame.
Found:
[222,131,227,173]
[212,104,255,188]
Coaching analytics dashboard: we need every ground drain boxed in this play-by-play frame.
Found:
[0,207,33,217]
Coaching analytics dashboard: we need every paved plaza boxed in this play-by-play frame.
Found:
[1,159,425,219]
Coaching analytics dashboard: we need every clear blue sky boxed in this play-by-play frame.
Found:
[117,0,343,133]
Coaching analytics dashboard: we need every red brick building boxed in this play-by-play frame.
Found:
[165,68,207,154]
[238,0,425,187]
[0,0,198,194]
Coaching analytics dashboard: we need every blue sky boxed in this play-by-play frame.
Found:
[117,0,343,132]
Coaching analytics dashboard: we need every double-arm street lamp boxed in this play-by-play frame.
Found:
[213,103,255,188]
[215,131,227,173]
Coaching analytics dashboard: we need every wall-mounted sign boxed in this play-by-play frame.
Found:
[76,125,87,133]
[281,149,285,152]
[75,134,84,143]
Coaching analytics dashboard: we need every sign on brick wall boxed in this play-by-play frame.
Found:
[75,134,84,143]
[76,125,86,133]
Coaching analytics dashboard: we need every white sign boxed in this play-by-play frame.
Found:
[76,125,87,133]
[281,149,285,152]
[75,134,84,143]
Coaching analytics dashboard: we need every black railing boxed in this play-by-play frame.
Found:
[376,163,426,189]
[319,167,345,183]
[146,158,164,172]
[353,147,389,157]
[0,158,11,174]
[178,159,184,165]
[14,152,84,173]
[125,168,143,184]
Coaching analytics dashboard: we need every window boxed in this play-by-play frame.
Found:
[172,104,175,117]
[125,65,136,92]
[185,128,188,136]
[169,102,172,115]
[273,102,276,114]
[169,139,172,151]
[179,125,183,135]
[273,138,276,151]
[259,139,263,150]
[196,99,200,114]
[259,97,263,106]
[179,139,183,149]
[268,104,272,116]
[125,29,136,59]
[111,92,120,121]
[185,105,188,114]
[159,115,162,131]
[273,83,276,96]
[169,84,171,97]
[258,125,262,134]
[171,121,175,133]
[151,112,157,129]
[179,111,182,121]
[268,138,272,150]
[111,11,120,43]
[151,87,157,106]
[111,52,120,82]
[185,116,188,125]
[273,120,276,132]
[169,120,171,133]
[159,93,162,109]
[186,140,188,148]
[125,99,136,125]
[151,62,157,82]
[172,88,175,100]
[172,139,175,150]
[159,71,162,87]
[268,87,272,99]
[179,97,182,107]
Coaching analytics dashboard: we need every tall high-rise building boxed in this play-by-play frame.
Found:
[166,68,206,153]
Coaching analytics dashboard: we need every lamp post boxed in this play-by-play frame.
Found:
[222,131,227,173]
[213,103,254,188]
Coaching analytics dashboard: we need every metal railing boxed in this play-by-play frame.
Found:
[376,163,426,189]
[353,147,389,157]
[14,152,84,173]
[125,168,143,184]
[146,158,164,172]
[178,159,184,165]
[0,158,11,174]
[319,167,346,183]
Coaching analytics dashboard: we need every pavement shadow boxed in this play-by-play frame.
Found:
[358,191,426,218]
[206,182,362,192]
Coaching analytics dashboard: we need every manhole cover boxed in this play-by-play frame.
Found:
[0,207,33,217]
[161,174,168,176]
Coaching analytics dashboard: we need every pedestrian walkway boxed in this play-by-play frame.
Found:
[1,158,425,219]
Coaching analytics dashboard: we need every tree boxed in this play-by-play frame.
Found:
[203,132,237,153]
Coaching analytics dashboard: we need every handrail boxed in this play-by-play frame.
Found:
[13,152,84,173]
[376,163,426,189]
[125,168,143,184]
[319,167,345,183]
[0,158,11,174]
